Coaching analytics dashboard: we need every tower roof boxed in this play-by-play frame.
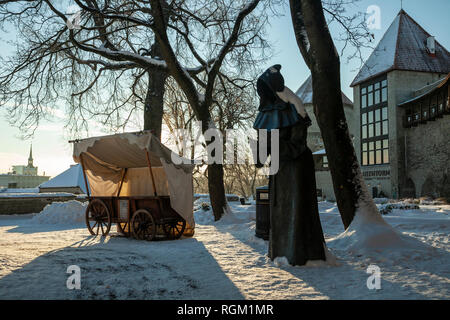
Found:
[39,164,89,194]
[295,75,353,106]
[27,144,34,168]
[350,9,450,87]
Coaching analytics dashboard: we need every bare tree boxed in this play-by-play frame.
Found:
[162,57,268,208]
[322,0,374,65]
[0,0,274,221]
[150,0,273,220]
[289,0,381,228]
[0,0,180,138]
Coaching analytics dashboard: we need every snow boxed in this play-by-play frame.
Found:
[0,198,448,299]
[39,164,88,194]
[351,13,400,85]
[273,256,290,267]
[31,200,87,225]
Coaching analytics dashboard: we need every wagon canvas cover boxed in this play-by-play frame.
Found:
[72,131,195,227]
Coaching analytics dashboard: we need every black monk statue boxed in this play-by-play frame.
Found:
[253,65,326,266]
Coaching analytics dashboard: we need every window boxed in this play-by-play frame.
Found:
[374,82,380,104]
[438,93,444,114]
[361,87,367,109]
[381,80,388,102]
[360,77,389,166]
[430,94,437,117]
[323,156,328,168]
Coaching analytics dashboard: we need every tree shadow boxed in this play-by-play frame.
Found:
[214,221,438,299]
[0,233,244,300]
[1,215,85,234]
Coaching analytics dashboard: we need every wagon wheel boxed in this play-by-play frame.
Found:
[85,199,111,236]
[163,220,186,240]
[117,222,131,237]
[131,209,156,241]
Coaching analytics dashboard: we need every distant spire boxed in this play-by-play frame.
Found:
[28,144,33,167]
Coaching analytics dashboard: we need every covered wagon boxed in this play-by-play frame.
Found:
[70,131,195,240]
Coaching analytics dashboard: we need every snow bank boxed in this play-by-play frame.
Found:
[327,210,436,263]
[330,213,403,251]
[218,203,256,225]
[193,197,214,224]
[32,200,87,225]
[194,208,215,225]
[325,169,439,261]
[193,201,256,226]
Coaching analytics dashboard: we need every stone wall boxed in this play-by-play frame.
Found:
[0,195,79,215]
[0,174,50,188]
[39,187,84,194]
[388,70,445,198]
[403,116,450,198]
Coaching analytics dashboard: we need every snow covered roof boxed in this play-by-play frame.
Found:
[351,10,450,87]
[398,73,449,106]
[295,75,353,106]
[39,164,88,193]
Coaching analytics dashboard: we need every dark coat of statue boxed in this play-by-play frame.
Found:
[254,65,326,266]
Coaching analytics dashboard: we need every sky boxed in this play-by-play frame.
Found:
[0,0,449,178]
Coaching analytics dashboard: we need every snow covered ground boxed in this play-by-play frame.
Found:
[0,198,448,300]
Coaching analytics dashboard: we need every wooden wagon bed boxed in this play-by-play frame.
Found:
[70,131,195,240]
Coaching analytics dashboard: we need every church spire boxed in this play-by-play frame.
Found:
[28,144,33,167]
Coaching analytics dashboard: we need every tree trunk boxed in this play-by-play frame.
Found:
[290,0,369,229]
[149,0,233,221]
[208,163,227,220]
[311,63,360,229]
[199,110,227,221]
[144,42,167,139]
